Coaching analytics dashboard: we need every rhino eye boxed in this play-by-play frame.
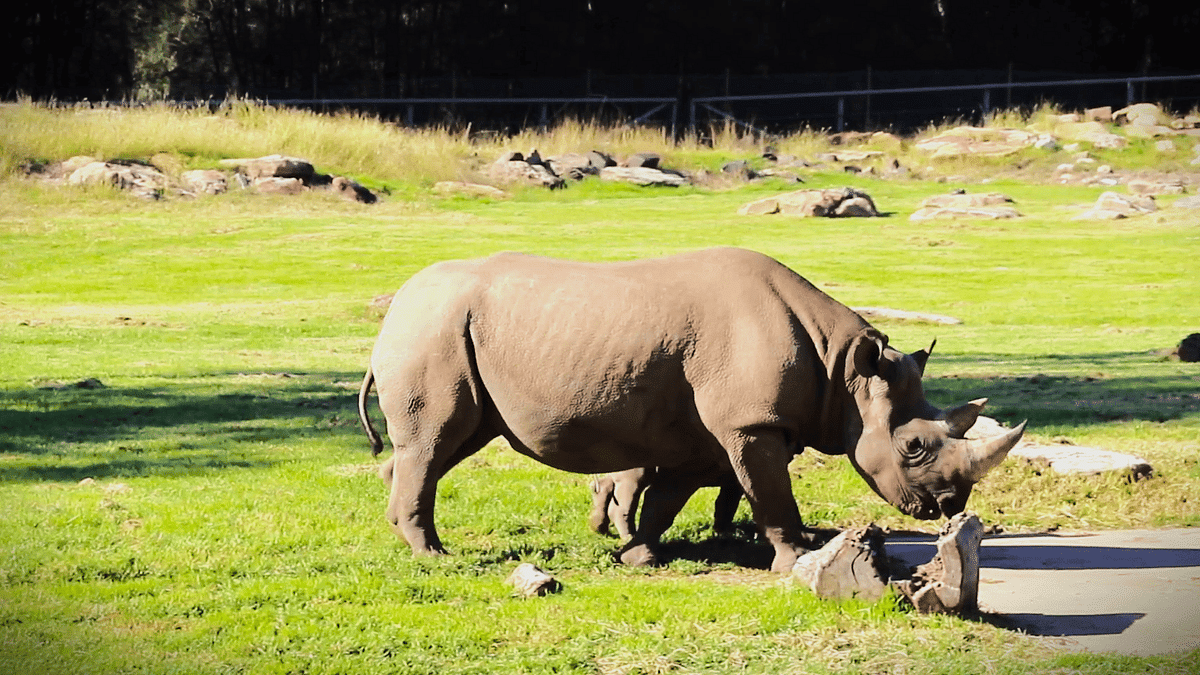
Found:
[900,438,932,465]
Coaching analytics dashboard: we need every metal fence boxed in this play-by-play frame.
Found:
[228,71,1200,136]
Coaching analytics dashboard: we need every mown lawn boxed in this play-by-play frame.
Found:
[1,170,1198,674]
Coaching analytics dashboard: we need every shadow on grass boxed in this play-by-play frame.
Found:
[2,351,1195,482]
[923,351,1200,427]
[0,371,372,482]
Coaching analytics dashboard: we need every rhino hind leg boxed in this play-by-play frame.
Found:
[617,468,709,567]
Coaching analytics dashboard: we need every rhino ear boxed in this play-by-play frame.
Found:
[943,398,988,438]
[911,338,936,375]
[850,328,890,380]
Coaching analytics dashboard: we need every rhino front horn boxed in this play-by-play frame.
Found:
[964,421,1027,482]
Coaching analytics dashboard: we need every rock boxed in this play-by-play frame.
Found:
[1127,178,1186,195]
[915,126,1037,158]
[67,161,166,199]
[224,155,315,181]
[546,153,598,180]
[909,206,1021,221]
[721,160,757,179]
[433,181,508,199]
[487,159,565,189]
[919,192,1014,208]
[506,563,561,597]
[622,152,661,169]
[329,176,377,204]
[1175,333,1200,362]
[599,166,685,187]
[738,187,878,218]
[1114,103,1172,128]
[792,525,889,600]
[253,177,306,195]
[1173,196,1200,209]
[1033,134,1059,150]
[181,169,228,195]
[817,150,885,163]
[833,196,876,217]
[1154,140,1178,153]
[587,150,617,170]
[1085,106,1113,123]
[891,513,984,615]
[1072,191,1157,220]
[1054,121,1127,149]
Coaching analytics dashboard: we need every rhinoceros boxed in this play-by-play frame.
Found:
[357,248,1025,572]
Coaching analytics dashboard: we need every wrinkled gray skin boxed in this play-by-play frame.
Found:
[358,248,1025,573]
[588,467,744,539]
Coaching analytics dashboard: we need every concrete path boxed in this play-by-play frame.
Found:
[888,528,1200,656]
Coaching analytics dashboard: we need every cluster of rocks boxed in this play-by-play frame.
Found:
[916,103,1200,162]
[26,154,377,203]
[737,187,880,217]
[481,149,687,191]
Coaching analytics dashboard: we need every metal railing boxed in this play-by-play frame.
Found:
[248,72,1200,135]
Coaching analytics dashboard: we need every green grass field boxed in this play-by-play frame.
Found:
[1,103,1199,674]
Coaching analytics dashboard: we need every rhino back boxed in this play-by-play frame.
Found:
[456,248,864,470]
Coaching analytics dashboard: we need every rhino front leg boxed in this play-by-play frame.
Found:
[711,475,744,536]
[725,429,808,573]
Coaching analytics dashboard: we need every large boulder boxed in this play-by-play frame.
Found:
[181,169,228,195]
[599,166,687,187]
[223,155,315,181]
[914,126,1038,158]
[67,160,167,199]
[1072,191,1157,220]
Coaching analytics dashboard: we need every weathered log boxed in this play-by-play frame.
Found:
[792,525,889,600]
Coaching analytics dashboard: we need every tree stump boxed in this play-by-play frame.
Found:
[792,525,889,600]
[890,512,984,615]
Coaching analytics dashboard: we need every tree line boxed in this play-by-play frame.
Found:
[4,0,1194,102]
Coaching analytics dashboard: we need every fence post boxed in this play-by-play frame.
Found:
[1127,79,1135,106]
[982,88,991,120]
[406,104,414,127]
[837,97,845,132]
[540,103,549,131]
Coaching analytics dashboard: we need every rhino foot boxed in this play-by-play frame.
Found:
[618,543,660,567]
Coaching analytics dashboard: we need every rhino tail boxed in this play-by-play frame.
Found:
[358,367,385,456]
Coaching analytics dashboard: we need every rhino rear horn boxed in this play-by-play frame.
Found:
[964,421,1027,482]
[944,398,988,438]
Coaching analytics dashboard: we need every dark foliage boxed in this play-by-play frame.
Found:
[3,0,1197,101]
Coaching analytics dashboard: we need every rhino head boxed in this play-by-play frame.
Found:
[842,328,1026,520]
